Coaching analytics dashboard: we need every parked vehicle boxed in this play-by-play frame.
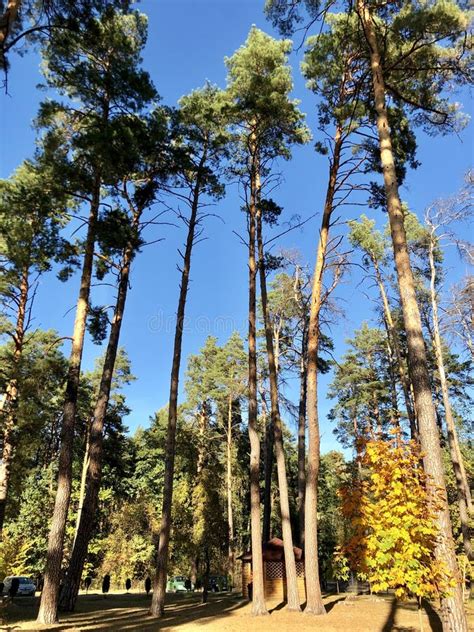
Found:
[208,575,228,592]
[2,576,36,597]
[166,576,189,592]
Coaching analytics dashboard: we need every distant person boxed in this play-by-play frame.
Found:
[145,577,152,595]
[184,578,191,592]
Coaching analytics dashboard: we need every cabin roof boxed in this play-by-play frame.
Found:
[238,537,303,562]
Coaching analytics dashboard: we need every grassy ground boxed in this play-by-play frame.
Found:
[1,591,473,632]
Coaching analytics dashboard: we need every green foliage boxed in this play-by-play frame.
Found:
[0,330,68,516]
[271,0,470,211]
[184,334,247,570]
[226,25,309,168]
[0,158,75,309]
[259,198,283,227]
[40,8,155,119]
[348,215,389,269]
[99,503,155,585]
[318,451,349,579]
[302,13,369,129]
[268,0,471,135]
[328,324,396,449]
[36,5,159,286]
[175,83,231,200]
[186,333,247,416]
[0,1,132,72]
[332,547,350,583]
[0,466,56,577]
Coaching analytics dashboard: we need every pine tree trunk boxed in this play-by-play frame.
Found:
[385,335,401,428]
[297,326,307,548]
[428,236,473,560]
[37,180,101,625]
[373,261,417,437]
[0,265,29,534]
[227,395,235,589]
[305,125,343,615]
[357,4,468,629]
[58,232,135,612]
[294,269,308,548]
[261,389,273,543]
[150,157,206,618]
[246,141,267,616]
[352,410,364,474]
[257,199,301,612]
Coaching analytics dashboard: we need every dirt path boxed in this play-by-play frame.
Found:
[2,591,473,631]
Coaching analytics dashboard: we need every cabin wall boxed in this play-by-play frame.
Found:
[241,560,306,603]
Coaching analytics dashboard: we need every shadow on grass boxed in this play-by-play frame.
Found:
[378,595,443,632]
[268,601,286,614]
[266,597,346,615]
[421,599,442,632]
[3,593,248,631]
[324,597,346,614]
[381,598,397,632]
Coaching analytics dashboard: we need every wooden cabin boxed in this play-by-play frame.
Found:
[239,537,305,603]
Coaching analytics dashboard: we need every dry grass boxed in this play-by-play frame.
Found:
[1,591,473,632]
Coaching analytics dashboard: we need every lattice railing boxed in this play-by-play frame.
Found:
[265,561,283,580]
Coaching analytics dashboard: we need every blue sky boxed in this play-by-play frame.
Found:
[0,0,472,454]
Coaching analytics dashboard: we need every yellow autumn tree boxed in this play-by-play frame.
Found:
[341,433,455,600]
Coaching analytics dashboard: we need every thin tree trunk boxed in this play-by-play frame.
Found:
[273,325,280,373]
[353,410,363,474]
[195,409,210,604]
[37,178,101,625]
[297,325,307,548]
[357,4,467,629]
[305,125,343,615]
[257,195,301,612]
[385,335,401,428]
[58,224,136,612]
[293,268,308,549]
[196,403,208,474]
[150,155,207,618]
[72,419,91,549]
[227,395,235,589]
[261,387,273,543]
[0,264,29,534]
[202,548,210,604]
[428,236,473,560]
[373,261,417,437]
[246,140,267,616]
[190,558,198,587]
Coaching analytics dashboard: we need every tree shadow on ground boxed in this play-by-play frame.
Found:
[421,599,442,632]
[381,598,397,632]
[268,601,286,613]
[267,595,346,614]
[379,596,444,632]
[324,597,346,614]
[5,593,248,631]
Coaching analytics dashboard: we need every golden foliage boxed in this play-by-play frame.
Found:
[340,433,454,599]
